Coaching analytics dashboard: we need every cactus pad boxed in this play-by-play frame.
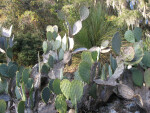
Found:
[80,6,89,21]
[43,41,48,53]
[41,87,50,104]
[0,64,8,77]
[53,79,62,95]
[144,68,150,87]
[112,32,121,55]
[60,79,71,99]
[70,80,83,105]
[81,51,94,65]
[79,61,91,84]
[55,94,67,113]
[142,51,150,67]
[133,27,142,42]
[131,68,143,87]
[17,101,25,113]
[72,20,82,36]
[124,30,135,43]
[22,68,30,84]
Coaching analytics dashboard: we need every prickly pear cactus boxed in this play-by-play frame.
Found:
[81,51,94,65]
[0,64,8,77]
[70,80,83,105]
[80,5,90,21]
[60,79,71,100]
[122,46,135,61]
[110,54,117,72]
[48,55,54,68]
[72,20,82,36]
[49,79,54,91]
[124,41,144,65]
[142,51,150,67]
[124,30,135,43]
[0,99,6,113]
[43,41,48,54]
[112,32,121,55]
[41,87,51,104]
[55,94,67,113]
[0,78,7,93]
[53,79,62,95]
[79,61,91,84]
[133,27,142,42]
[131,68,143,87]
[8,64,18,78]
[22,68,30,84]
[17,101,25,113]
[144,68,150,87]
[6,48,13,59]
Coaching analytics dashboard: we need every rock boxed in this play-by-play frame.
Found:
[68,109,75,113]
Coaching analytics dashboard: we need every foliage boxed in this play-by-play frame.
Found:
[13,32,42,66]
[75,3,118,48]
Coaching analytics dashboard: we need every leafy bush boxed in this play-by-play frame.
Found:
[13,32,42,66]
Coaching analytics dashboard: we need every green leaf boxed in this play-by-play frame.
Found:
[0,99,6,113]
[60,79,71,100]
[43,41,47,53]
[53,79,62,95]
[112,32,121,54]
[124,30,135,43]
[41,87,50,104]
[131,68,143,87]
[144,68,150,87]
[17,101,25,113]
[79,61,91,84]
[80,6,89,21]
[133,27,142,42]
[70,80,83,106]
[55,94,67,113]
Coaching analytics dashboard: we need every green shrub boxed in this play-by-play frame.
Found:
[13,32,42,66]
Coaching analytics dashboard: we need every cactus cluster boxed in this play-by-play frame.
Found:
[0,62,18,78]
[112,28,144,66]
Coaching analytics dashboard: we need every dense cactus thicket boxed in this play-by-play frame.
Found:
[0,1,150,113]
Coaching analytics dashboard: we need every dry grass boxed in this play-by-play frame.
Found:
[64,54,81,73]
